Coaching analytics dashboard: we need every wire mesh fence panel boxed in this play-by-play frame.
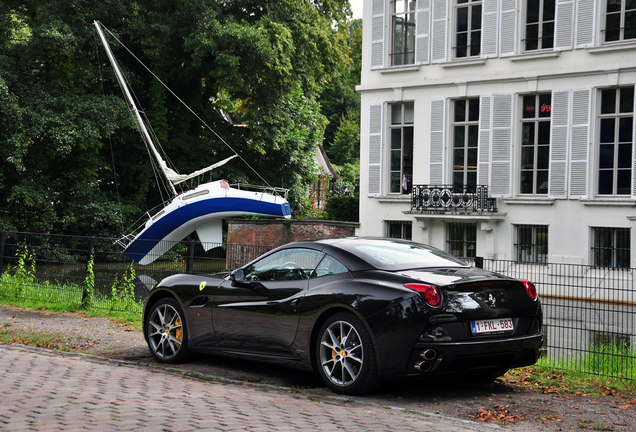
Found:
[481,258,636,380]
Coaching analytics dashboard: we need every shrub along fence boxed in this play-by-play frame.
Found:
[2,229,636,380]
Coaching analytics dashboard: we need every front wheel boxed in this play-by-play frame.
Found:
[316,312,380,395]
[146,298,189,363]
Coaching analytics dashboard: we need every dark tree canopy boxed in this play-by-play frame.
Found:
[0,0,353,236]
[320,18,361,198]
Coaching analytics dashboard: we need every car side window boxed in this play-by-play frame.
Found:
[312,255,349,278]
[244,248,325,281]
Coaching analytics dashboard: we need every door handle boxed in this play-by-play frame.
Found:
[290,298,302,306]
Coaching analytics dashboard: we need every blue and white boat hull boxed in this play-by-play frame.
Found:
[124,180,290,264]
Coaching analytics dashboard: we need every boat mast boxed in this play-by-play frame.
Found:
[93,21,178,197]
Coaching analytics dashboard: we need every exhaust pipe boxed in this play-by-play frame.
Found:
[421,349,437,361]
[417,361,432,372]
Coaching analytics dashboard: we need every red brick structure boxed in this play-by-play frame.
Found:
[226,218,359,268]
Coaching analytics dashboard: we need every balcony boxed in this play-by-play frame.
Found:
[410,185,497,213]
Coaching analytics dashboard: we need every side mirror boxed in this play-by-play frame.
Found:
[231,269,245,284]
[230,268,267,294]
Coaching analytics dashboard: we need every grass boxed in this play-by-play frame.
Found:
[501,365,636,400]
[0,328,73,350]
[497,340,636,401]
[0,244,143,325]
[0,285,142,325]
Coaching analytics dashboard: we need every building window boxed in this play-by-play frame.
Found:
[390,102,414,194]
[520,94,551,195]
[524,0,555,51]
[515,225,548,263]
[391,0,416,65]
[592,227,630,268]
[447,222,476,258]
[598,87,634,195]
[452,99,479,191]
[455,0,482,58]
[604,0,636,43]
[386,221,413,240]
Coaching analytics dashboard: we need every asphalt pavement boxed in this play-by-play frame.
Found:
[0,344,499,431]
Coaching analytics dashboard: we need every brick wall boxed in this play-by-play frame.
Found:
[226,219,359,268]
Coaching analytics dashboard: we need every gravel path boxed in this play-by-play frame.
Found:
[0,305,148,360]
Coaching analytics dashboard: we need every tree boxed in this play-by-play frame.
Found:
[320,18,361,154]
[318,18,361,199]
[0,0,352,235]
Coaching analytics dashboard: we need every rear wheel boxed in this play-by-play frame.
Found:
[316,312,380,395]
[146,298,189,363]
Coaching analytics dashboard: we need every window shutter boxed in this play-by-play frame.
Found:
[416,0,431,64]
[632,90,636,199]
[549,90,571,198]
[490,94,513,197]
[368,104,383,196]
[371,0,385,68]
[430,99,446,184]
[554,0,574,50]
[569,89,590,199]
[478,95,492,186]
[500,0,518,57]
[482,0,499,57]
[431,0,448,63]
[575,0,596,48]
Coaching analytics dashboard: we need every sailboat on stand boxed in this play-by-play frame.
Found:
[94,21,291,265]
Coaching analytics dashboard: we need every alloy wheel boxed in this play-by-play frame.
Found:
[319,319,364,387]
[147,302,184,361]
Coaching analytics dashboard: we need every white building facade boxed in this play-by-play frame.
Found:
[358,0,636,268]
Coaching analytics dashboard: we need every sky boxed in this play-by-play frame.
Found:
[350,0,363,19]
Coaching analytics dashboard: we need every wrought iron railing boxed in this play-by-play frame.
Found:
[411,184,497,213]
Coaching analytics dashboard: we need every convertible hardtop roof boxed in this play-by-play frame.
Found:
[277,237,469,272]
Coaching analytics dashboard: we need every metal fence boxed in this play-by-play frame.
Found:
[476,258,636,379]
[2,229,636,379]
[0,230,276,310]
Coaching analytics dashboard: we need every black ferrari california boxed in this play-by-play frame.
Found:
[143,237,543,394]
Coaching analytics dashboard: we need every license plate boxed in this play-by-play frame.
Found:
[471,318,514,334]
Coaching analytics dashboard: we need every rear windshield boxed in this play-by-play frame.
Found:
[350,241,468,270]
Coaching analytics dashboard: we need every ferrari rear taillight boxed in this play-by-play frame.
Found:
[522,280,537,300]
[405,283,441,306]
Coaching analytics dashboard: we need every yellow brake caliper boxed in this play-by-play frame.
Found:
[332,336,341,359]
[174,317,182,348]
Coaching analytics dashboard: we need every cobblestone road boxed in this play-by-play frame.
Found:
[0,344,499,431]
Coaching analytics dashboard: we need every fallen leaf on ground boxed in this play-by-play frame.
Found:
[470,408,526,424]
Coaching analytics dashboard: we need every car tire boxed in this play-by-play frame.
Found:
[145,298,189,363]
[316,312,381,395]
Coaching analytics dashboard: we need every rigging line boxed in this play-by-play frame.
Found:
[141,110,176,198]
[97,21,274,190]
[100,32,181,197]
[145,142,168,205]
[94,31,124,233]
[112,58,174,202]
